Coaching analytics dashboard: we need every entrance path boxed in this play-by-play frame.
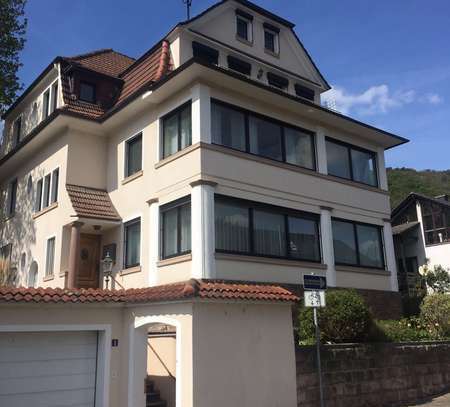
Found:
[402,393,450,407]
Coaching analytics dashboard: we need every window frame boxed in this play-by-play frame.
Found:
[45,236,56,278]
[12,116,22,147]
[215,194,322,262]
[161,101,192,159]
[79,81,96,103]
[50,168,59,204]
[326,137,379,188]
[211,98,317,171]
[51,81,59,113]
[263,23,280,54]
[43,89,51,119]
[331,217,386,270]
[123,217,141,269]
[7,178,18,217]
[160,196,192,260]
[235,11,253,43]
[34,167,59,213]
[125,132,143,178]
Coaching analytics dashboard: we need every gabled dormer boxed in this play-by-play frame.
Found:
[168,0,329,103]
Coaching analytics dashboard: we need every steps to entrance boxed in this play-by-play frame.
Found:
[145,377,167,407]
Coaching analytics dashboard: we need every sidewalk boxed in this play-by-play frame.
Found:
[403,393,450,407]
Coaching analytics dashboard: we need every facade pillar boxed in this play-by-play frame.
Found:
[377,147,389,191]
[383,220,399,292]
[147,198,160,286]
[320,206,337,287]
[191,83,211,144]
[315,126,328,175]
[67,221,83,289]
[190,180,217,279]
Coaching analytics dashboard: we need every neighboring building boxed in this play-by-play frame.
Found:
[0,1,408,406]
[392,192,450,296]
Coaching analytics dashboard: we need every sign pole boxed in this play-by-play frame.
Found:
[314,307,325,407]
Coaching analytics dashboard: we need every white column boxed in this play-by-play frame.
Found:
[383,220,399,292]
[147,198,160,286]
[315,126,327,175]
[377,147,388,191]
[191,83,211,145]
[190,180,217,279]
[320,206,336,287]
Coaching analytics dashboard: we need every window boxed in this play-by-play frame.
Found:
[332,219,384,269]
[326,138,378,187]
[162,102,191,158]
[28,261,38,288]
[215,196,321,261]
[12,116,22,147]
[124,218,141,268]
[35,179,43,212]
[211,100,316,170]
[421,201,450,245]
[267,72,289,90]
[125,133,142,177]
[7,179,18,217]
[263,23,280,54]
[295,84,315,101]
[161,197,191,259]
[43,89,50,119]
[235,9,253,42]
[227,56,251,76]
[50,168,59,204]
[43,174,51,208]
[0,244,12,263]
[45,237,55,277]
[51,82,58,113]
[192,41,219,65]
[79,81,96,103]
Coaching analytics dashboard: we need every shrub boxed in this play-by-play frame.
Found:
[297,289,373,344]
[374,318,432,342]
[419,263,450,294]
[420,293,450,339]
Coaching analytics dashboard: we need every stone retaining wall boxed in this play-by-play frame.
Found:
[296,342,450,407]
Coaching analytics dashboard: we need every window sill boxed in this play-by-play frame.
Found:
[120,265,141,276]
[264,49,280,59]
[335,265,390,276]
[236,36,253,47]
[33,202,58,220]
[155,143,200,169]
[122,170,143,185]
[2,214,15,222]
[157,253,192,267]
[43,275,54,282]
[215,252,327,269]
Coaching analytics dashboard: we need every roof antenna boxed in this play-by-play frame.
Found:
[182,0,192,20]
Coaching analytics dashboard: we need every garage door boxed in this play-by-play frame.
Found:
[0,331,98,407]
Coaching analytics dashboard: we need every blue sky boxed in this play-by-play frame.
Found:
[12,0,450,170]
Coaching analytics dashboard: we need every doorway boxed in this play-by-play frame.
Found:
[77,234,101,289]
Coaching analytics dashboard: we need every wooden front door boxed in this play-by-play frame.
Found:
[77,234,101,289]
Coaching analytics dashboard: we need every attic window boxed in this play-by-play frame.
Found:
[236,9,253,43]
[267,72,288,90]
[295,84,315,101]
[227,56,251,76]
[263,23,280,54]
[192,41,219,65]
[79,81,96,103]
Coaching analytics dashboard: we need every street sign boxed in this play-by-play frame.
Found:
[303,274,327,290]
[304,290,326,308]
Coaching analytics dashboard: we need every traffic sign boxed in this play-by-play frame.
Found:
[304,290,326,308]
[303,275,327,290]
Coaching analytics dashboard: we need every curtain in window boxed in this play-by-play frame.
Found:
[45,238,55,277]
[211,103,246,151]
[356,224,383,268]
[326,141,351,179]
[127,136,142,176]
[285,128,314,169]
[288,216,320,261]
[163,114,178,157]
[215,201,249,252]
[332,220,357,264]
[249,116,282,161]
[253,210,286,256]
[163,208,178,258]
[351,149,376,186]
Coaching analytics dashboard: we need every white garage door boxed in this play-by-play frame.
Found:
[0,331,98,407]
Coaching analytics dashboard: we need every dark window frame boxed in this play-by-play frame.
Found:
[7,178,18,217]
[267,72,288,89]
[227,55,252,76]
[263,23,280,54]
[235,10,253,42]
[294,84,315,101]
[51,82,59,113]
[192,41,219,65]
[215,194,322,262]
[160,196,191,260]
[50,168,59,204]
[161,101,192,159]
[43,89,50,119]
[12,116,22,147]
[123,217,141,269]
[326,137,379,188]
[332,217,386,270]
[211,98,317,171]
[79,81,96,103]
[43,174,51,208]
[125,132,143,178]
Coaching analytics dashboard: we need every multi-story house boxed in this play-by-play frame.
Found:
[0,1,408,406]
[392,193,450,296]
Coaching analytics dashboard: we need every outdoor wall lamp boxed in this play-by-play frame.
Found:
[102,252,113,289]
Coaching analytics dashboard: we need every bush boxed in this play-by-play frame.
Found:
[374,318,433,342]
[297,289,373,344]
[420,293,450,339]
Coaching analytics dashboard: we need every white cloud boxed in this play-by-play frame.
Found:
[322,85,442,116]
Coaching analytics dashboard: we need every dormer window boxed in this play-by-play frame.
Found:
[263,23,280,55]
[236,9,253,43]
[43,89,50,119]
[79,81,96,103]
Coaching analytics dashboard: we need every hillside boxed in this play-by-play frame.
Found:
[387,168,450,209]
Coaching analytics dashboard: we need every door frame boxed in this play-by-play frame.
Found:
[0,324,112,407]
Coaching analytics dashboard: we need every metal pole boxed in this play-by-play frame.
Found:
[314,307,325,407]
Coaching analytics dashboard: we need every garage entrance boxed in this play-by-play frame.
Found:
[0,331,98,407]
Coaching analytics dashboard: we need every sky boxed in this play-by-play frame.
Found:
[10,0,450,170]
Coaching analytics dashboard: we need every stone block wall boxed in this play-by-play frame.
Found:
[296,342,450,407]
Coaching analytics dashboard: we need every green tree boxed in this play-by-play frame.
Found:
[0,0,27,116]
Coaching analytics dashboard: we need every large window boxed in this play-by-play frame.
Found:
[124,218,141,268]
[125,133,142,177]
[161,197,191,259]
[7,179,18,217]
[326,138,378,187]
[162,102,192,159]
[215,196,321,262]
[211,100,316,170]
[332,219,385,269]
[45,237,55,277]
[421,200,450,245]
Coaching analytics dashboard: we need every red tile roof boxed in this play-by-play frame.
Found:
[66,184,121,221]
[0,280,300,305]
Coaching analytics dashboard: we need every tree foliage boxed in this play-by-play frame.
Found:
[0,0,27,116]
